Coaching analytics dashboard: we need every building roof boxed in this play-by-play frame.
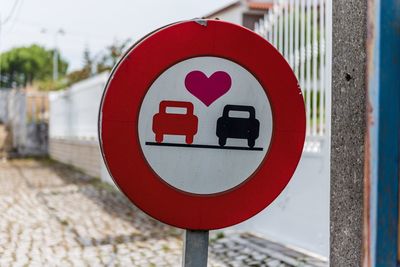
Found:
[203,0,274,19]
[247,1,274,11]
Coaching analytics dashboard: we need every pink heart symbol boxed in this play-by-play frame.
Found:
[184,71,231,106]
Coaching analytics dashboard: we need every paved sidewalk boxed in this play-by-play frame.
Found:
[211,234,327,267]
[0,159,327,266]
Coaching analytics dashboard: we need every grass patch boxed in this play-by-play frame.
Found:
[87,177,117,193]
[210,231,225,243]
[162,244,170,252]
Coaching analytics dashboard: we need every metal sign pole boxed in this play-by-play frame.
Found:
[182,230,209,267]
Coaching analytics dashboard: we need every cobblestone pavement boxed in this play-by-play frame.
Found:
[210,234,327,267]
[0,159,327,266]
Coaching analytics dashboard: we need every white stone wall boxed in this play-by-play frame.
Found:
[49,138,101,178]
[48,73,111,181]
[49,72,109,139]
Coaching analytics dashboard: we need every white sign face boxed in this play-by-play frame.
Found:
[138,57,273,194]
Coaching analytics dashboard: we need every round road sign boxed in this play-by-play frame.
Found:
[99,20,306,230]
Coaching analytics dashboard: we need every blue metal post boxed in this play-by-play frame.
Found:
[366,0,400,265]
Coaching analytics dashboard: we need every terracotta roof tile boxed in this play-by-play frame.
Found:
[247,1,274,10]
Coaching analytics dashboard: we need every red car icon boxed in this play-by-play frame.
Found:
[152,100,198,144]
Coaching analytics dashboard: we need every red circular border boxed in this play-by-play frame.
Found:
[99,20,306,230]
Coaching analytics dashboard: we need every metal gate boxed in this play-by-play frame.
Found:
[255,0,332,154]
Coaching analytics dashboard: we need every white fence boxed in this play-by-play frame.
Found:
[0,89,26,150]
[255,0,332,151]
[0,89,48,155]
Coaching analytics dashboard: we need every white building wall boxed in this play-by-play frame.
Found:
[206,4,246,25]
[231,146,330,257]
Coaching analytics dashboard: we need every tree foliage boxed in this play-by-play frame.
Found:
[63,46,92,86]
[65,39,131,86]
[96,39,131,73]
[0,39,130,90]
[0,44,68,88]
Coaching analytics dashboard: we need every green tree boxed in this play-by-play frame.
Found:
[96,39,130,73]
[65,39,131,87]
[82,46,93,73]
[0,44,68,88]
[64,47,93,86]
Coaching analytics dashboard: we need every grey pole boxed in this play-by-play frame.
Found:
[330,0,367,265]
[52,29,65,81]
[53,45,58,81]
[182,230,209,267]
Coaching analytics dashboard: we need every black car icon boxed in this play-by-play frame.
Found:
[216,105,260,148]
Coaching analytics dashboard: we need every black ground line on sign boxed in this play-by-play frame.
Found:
[145,142,263,151]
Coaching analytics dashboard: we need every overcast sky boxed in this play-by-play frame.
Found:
[0,0,235,71]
